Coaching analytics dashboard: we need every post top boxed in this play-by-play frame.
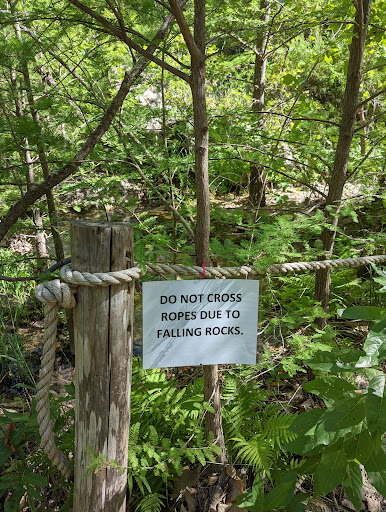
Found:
[71,219,131,229]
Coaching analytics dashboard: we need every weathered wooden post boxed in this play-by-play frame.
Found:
[71,220,133,512]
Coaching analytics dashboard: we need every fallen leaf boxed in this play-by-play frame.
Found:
[184,487,198,512]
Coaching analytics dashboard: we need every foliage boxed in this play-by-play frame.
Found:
[118,359,221,509]
[238,268,386,511]
[221,370,296,479]
[0,0,385,509]
[0,389,74,511]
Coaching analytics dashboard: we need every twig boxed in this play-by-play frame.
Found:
[0,258,71,282]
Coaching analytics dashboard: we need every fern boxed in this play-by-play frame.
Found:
[135,492,165,512]
[127,358,225,507]
[222,375,268,439]
[232,435,275,474]
[222,369,297,482]
[129,422,141,445]
[262,413,297,449]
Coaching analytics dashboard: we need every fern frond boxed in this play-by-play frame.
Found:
[135,492,165,512]
[128,449,139,468]
[148,425,159,446]
[232,436,275,473]
[129,422,141,445]
[263,413,297,449]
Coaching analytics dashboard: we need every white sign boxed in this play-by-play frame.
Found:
[142,279,259,369]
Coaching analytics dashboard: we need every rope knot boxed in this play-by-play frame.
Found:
[35,279,76,309]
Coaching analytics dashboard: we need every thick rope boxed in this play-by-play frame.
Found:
[35,253,386,478]
[59,254,386,283]
[35,280,75,479]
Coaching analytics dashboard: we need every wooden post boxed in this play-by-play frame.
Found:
[71,220,133,512]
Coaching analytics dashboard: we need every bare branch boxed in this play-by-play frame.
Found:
[19,24,90,90]
[0,257,71,282]
[220,28,257,55]
[235,156,327,198]
[123,129,195,240]
[247,110,340,127]
[346,133,386,181]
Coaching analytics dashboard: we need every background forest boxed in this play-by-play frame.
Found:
[0,0,386,510]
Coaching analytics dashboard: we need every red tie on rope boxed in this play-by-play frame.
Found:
[201,261,205,279]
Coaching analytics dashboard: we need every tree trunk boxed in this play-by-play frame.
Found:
[249,0,270,209]
[71,221,133,512]
[8,55,49,269]
[191,0,210,266]
[190,0,227,461]
[314,0,372,323]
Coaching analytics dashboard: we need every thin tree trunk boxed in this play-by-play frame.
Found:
[168,0,227,460]
[15,27,77,348]
[190,0,226,462]
[191,0,211,266]
[249,0,270,209]
[359,105,367,156]
[19,43,65,262]
[9,61,49,269]
[314,0,372,324]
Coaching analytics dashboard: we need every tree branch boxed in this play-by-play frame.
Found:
[346,133,386,181]
[247,110,340,126]
[19,24,91,90]
[120,128,195,240]
[168,0,200,60]
[356,87,386,110]
[353,111,386,133]
[236,157,327,198]
[68,0,191,82]
[0,12,178,242]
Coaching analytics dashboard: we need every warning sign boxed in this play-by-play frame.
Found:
[142,279,259,369]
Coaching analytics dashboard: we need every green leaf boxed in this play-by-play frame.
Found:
[298,454,321,475]
[283,73,296,85]
[340,306,386,322]
[195,449,206,467]
[365,449,386,496]
[237,475,264,511]
[314,445,347,496]
[263,471,297,510]
[357,318,386,368]
[343,430,373,463]
[286,492,309,512]
[285,434,323,456]
[23,471,48,487]
[1,412,29,423]
[289,409,324,437]
[366,374,386,434]
[0,442,12,465]
[303,376,356,401]
[372,264,386,292]
[285,410,326,455]
[308,350,362,373]
[342,461,362,512]
[322,395,366,432]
